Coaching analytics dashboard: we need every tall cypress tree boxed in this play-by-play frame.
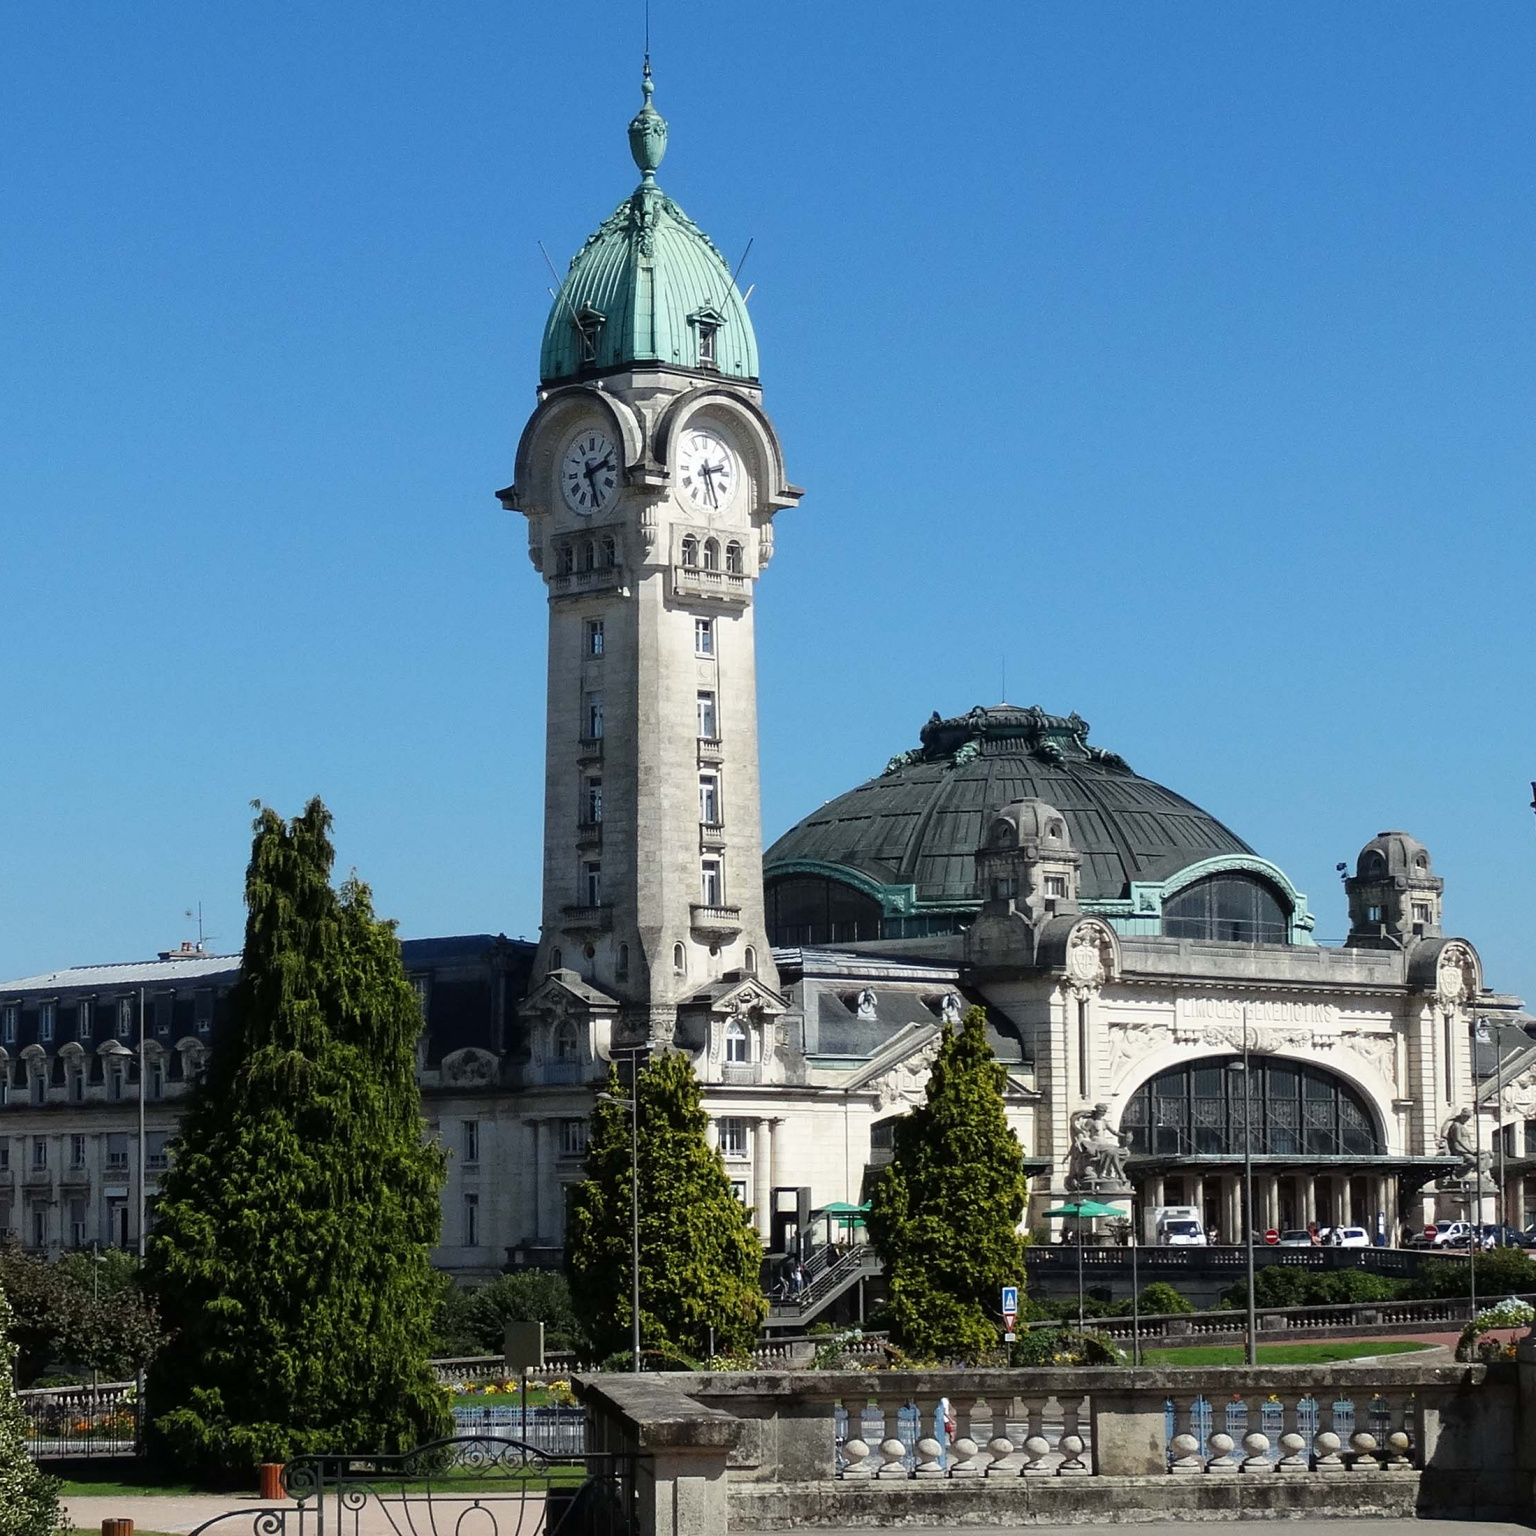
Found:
[144,799,452,1479]
[566,1051,765,1361]
[0,1286,64,1536]
[867,1007,1029,1361]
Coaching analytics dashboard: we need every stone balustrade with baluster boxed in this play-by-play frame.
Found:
[578,1360,1523,1534]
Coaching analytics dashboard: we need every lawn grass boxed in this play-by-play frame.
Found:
[52,1460,203,1498]
[1140,1339,1435,1367]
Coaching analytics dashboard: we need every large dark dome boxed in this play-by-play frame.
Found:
[765,705,1254,922]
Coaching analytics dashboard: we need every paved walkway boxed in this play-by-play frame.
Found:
[63,1493,283,1534]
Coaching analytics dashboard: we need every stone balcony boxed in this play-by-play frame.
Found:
[672,566,750,606]
[696,737,724,764]
[699,821,726,850]
[690,905,742,938]
[560,904,614,936]
[576,820,603,851]
[548,566,623,601]
[577,737,603,765]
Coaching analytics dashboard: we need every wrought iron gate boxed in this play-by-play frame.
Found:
[186,1435,639,1536]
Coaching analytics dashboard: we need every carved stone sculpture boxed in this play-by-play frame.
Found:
[1435,1107,1493,1190]
[1065,1103,1131,1192]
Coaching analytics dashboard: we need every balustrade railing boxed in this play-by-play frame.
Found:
[20,1380,139,1458]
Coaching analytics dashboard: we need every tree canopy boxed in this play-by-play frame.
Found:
[866,1007,1029,1361]
[144,798,451,1479]
[566,1052,766,1361]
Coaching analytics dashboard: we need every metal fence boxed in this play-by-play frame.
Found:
[452,1404,586,1455]
[19,1381,139,1459]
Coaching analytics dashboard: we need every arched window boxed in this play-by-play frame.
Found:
[703,538,720,572]
[558,545,575,576]
[743,945,757,975]
[1120,1056,1381,1158]
[725,1018,750,1063]
[680,535,699,568]
[582,540,596,572]
[672,942,686,975]
[550,946,562,972]
[553,1021,579,1063]
[1162,873,1289,945]
[725,540,743,575]
[602,535,617,567]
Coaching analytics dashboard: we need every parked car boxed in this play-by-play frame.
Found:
[1317,1226,1371,1248]
[1277,1229,1315,1247]
[1412,1220,1474,1249]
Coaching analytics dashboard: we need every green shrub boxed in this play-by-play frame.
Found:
[1132,1282,1193,1315]
[1308,1269,1403,1304]
[1010,1328,1123,1367]
[1223,1264,1407,1310]
[1408,1248,1536,1300]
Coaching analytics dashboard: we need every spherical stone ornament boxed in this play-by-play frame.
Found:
[1060,1434,1085,1456]
[1208,1433,1235,1456]
[1023,1434,1052,1460]
[1170,1433,1201,1458]
[987,1436,1014,1461]
[1387,1431,1411,1455]
[952,1437,978,1459]
[1243,1433,1271,1456]
[879,1437,906,1460]
[1279,1432,1307,1456]
[1351,1432,1378,1453]
[1314,1431,1342,1455]
[915,1437,943,1461]
[843,1439,869,1465]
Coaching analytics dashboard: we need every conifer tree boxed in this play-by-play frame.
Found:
[144,799,452,1479]
[0,1286,65,1536]
[866,1007,1029,1361]
[566,1052,766,1361]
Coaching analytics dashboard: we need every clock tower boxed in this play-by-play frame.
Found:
[500,66,802,1052]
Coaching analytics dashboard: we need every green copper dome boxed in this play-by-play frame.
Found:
[540,66,758,385]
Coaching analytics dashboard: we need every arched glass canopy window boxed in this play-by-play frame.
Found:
[1120,1056,1381,1158]
[765,875,882,948]
[1162,873,1289,944]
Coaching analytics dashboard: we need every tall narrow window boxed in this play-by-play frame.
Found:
[586,777,603,824]
[699,773,719,824]
[673,943,686,975]
[151,1063,164,1099]
[725,540,743,575]
[601,534,617,567]
[698,322,718,368]
[696,691,717,740]
[558,544,575,576]
[554,1021,579,1062]
[69,1198,87,1250]
[39,1002,55,1043]
[701,858,723,907]
[582,540,596,572]
[725,1019,749,1063]
[107,1133,128,1170]
[743,945,757,975]
[463,1120,480,1165]
[195,990,214,1035]
[586,619,605,657]
[719,1117,748,1158]
[464,1193,479,1247]
[31,1137,46,1170]
[117,999,132,1039]
[583,861,602,907]
[694,618,714,656]
[1,1006,15,1045]
[585,692,604,739]
[681,534,699,568]
[31,1208,45,1250]
[71,1068,84,1103]
[70,1134,86,1168]
[703,538,719,572]
[31,1074,45,1107]
[76,1001,91,1040]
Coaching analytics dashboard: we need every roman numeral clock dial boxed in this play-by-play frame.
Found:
[560,428,618,514]
[677,428,737,511]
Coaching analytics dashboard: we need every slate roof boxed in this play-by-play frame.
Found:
[766,704,1254,907]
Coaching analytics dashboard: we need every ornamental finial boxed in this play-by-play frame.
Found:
[628,58,668,180]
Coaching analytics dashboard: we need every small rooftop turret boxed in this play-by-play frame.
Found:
[1345,829,1443,948]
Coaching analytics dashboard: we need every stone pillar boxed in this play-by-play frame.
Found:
[1150,1174,1165,1208]
[1266,1174,1281,1234]
[1301,1175,1316,1229]
[753,1119,774,1243]
[1191,1174,1205,1229]
[1341,1175,1355,1227]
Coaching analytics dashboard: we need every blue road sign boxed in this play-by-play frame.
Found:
[1001,1285,1019,1315]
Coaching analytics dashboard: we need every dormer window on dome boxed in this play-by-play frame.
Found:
[572,304,606,367]
[690,307,725,371]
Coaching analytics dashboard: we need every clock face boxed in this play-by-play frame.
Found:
[560,428,619,515]
[677,428,737,512]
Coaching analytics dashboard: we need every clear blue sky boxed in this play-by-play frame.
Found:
[2,4,1533,999]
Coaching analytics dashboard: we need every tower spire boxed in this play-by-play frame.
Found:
[628,56,668,182]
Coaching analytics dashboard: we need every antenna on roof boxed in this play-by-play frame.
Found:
[538,240,584,332]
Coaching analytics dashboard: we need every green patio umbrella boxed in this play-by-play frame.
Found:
[1042,1199,1129,1331]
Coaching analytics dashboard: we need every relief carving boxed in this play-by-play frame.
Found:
[869,1039,941,1109]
